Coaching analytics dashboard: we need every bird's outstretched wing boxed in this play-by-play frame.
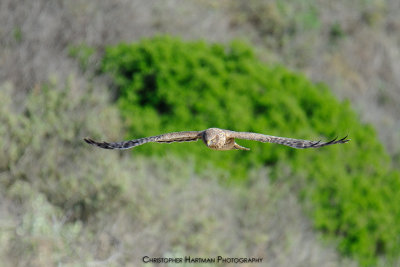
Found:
[84,131,203,150]
[226,131,349,149]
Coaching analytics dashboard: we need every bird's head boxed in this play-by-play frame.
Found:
[204,128,226,148]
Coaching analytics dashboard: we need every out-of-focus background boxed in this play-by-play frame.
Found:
[1,0,399,266]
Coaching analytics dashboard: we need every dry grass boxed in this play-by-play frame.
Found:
[310,0,400,157]
[0,0,243,95]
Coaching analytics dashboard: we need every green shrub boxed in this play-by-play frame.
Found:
[102,36,400,265]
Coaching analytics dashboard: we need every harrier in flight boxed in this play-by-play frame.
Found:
[84,128,349,151]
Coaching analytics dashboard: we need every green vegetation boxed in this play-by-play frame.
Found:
[101,36,400,266]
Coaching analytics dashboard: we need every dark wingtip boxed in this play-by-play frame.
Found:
[328,136,338,144]
[330,135,350,145]
[310,140,322,147]
[309,135,350,148]
[84,137,112,149]
[84,137,94,144]
[340,135,351,144]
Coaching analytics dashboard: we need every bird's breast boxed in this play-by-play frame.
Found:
[207,138,235,151]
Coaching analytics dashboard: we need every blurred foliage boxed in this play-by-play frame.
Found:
[0,81,124,222]
[101,36,400,266]
[329,22,346,43]
[68,44,96,71]
[229,0,321,49]
[229,0,386,42]
[0,81,130,265]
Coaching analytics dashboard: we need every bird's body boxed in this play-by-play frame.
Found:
[84,127,349,151]
[200,128,250,150]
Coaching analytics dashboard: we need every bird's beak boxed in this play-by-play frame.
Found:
[207,140,211,146]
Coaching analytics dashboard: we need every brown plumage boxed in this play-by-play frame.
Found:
[84,128,349,151]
